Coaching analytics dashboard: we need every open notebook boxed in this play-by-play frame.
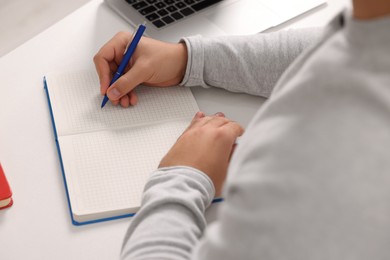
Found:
[44,71,199,225]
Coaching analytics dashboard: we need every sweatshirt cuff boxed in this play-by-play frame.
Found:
[179,36,209,88]
[145,166,215,209]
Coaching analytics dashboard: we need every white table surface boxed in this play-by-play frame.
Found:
[0,0,349,259]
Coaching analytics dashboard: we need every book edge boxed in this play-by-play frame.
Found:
[44,77,77,224]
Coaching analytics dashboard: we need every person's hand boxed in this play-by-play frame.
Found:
[159,112,244,196]
[94,31,188,107]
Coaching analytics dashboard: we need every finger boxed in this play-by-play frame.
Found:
[129,91,138,106]
[101,32,131,64]
[106,63,150,101]
[99,63,119,94]
[112,99,120,106]
[120,94,130,108]
[190,114,219,129]
[94,57,112,95]
[178,111,206,139]
[110,62,118,74]
[222,122,245,139]
[203,115,231,128]
[94,32,131,95]
[195,111,206,119]
[187,111,205,128]
[182,112,206,133]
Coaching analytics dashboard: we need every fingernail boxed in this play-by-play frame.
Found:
[195,111,205,118]
[108,88,121,99]
[215,112,225,117]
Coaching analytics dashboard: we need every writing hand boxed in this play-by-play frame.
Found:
[94,32,188,107]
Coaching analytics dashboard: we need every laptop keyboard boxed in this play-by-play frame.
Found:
[125,0,223,29]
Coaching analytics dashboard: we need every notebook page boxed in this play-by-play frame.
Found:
[46,71,199,136]
[59,120,189,221]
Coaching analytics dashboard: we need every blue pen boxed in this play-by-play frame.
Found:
[101,23,146,108]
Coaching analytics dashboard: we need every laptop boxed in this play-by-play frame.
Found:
[105,0,326,42]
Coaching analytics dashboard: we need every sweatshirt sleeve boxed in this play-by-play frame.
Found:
[120,166,215,260]
[180,27,324,98]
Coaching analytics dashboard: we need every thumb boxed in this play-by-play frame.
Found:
[106,64,148,101]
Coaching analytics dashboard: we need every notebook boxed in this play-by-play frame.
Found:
[105,0,326,42]
[44,71,199,225]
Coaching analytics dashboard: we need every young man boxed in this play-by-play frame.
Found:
[94,0,390,259]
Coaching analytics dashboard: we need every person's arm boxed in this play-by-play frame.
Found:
[121,167,214,259]
[121,112,243,260]
[94,28,324,107]
[181,27,324,97]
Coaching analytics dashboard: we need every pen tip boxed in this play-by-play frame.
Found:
[101,96,108,108]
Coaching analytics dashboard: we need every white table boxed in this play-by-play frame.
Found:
[0,0,348,259]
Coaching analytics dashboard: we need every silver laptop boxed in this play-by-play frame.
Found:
[105,0,326,42]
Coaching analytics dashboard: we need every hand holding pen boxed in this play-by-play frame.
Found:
[100,23,146,108]
[94,25,188,108]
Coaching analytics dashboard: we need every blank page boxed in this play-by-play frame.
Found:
[58,120,189,222]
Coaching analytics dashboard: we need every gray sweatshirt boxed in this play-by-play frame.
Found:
[121,11,390,260]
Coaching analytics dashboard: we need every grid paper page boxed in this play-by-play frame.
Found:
[45,70,200,223]
[46,71,199,136]
[59,120,189,221]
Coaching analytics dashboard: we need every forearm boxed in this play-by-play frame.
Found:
[181,27,324,97]
[121,167,214,260]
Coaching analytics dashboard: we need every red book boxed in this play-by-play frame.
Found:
[0,164,13,210]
